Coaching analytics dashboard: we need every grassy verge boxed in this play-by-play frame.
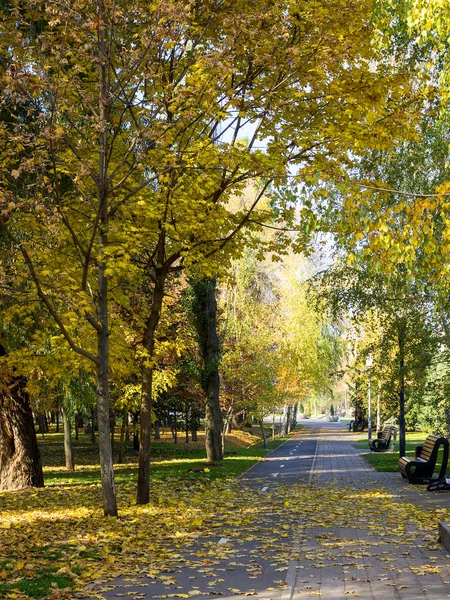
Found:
[354,431,447,474]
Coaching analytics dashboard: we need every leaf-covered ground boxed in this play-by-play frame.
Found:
[2,427,450,599]
[1,478,449,599]
[0,428,288,598]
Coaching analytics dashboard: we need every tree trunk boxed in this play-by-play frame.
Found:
[398,321,406,458]
[172,412,178,444]
[259,419,268,449]
[96,327,117,516]
[154,421,160,440]
[137,266,166,505]
[56,408,60,433]
[280,405,288,437]
[376,387,381,433]
[185,408,189,443]
[133,411,139,451]
[286,404,293,433]
[125,412,130,441]
[191,413,198,442]
[94,0,118,517]
[37,413,48,437]
[62,408,75,471]
[224,406,233,435]
[192,429,198,442]
[192,278,223,463]
[75,411,80,441]
[0,345,44,490]
[118,409,126,464]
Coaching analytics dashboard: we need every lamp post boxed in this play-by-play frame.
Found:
[366,355,373,440]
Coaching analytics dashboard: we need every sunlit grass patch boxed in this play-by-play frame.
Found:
[354,432,448,474]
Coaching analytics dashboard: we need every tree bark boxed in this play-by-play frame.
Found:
[259,419,268,449]
[137,266,166,504]
[286,404,293,433]
[118,409,127,464]
[398,320,406,458]
[192,278,223,463]
[62,408,75,471]
[96,326,117,515]
[0,345,44,490]
[280,404,288,437]
[96,0,118,517]
[185,408,189,443]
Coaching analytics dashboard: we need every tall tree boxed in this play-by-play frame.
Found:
[1,0,416,507]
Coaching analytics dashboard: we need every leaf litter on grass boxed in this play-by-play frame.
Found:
[1,479,450,599]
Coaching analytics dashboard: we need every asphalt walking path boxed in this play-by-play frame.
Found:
[86,422,450,600]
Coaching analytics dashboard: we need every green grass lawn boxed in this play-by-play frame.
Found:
[354,431,448,474]
[40,426,300,486]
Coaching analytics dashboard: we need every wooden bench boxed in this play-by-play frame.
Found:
[398,434,449,484]
[369,425,397,452]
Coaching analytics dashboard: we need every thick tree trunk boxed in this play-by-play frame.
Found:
[193,278,223,463]
[62,408,75,471]
[0,345,44,490]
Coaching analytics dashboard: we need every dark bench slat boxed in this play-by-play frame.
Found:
[398,435,449,484]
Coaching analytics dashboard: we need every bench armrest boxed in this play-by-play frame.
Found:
[415,445,423,458]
